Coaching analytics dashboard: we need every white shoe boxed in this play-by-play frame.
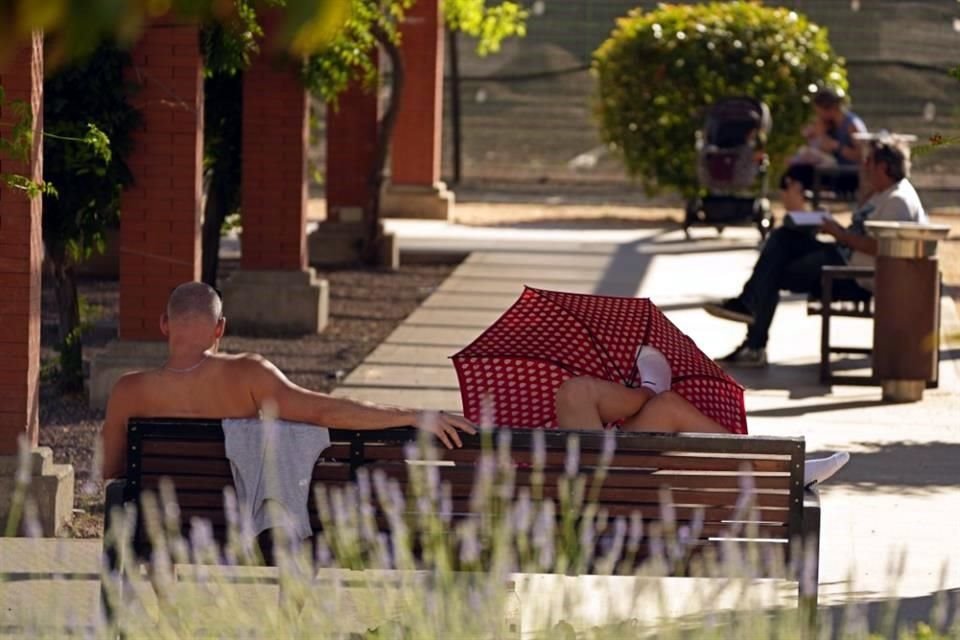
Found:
[803,452,850,487]
[635,345,672,393]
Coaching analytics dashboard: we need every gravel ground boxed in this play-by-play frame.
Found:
[38,258,459,538]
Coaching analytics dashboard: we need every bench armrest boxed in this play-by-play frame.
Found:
[817,265,874,307]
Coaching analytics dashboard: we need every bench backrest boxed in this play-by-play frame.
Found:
[124,418,808,570]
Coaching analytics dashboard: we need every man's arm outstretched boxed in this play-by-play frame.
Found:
[245,355,476,449]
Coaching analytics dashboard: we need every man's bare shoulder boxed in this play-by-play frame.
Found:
[210,352,275,370]
[209,352,285,384]
[108,369,154,407]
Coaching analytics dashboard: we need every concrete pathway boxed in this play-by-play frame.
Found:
[338,219,960,613]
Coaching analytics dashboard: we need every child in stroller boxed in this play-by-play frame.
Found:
[684,97,773,240]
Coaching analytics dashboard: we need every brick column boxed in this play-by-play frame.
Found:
[308,78,397,267]
[381,0,454,220]
[325,80,378,224]
[0,36,43,455]
[89,20,204,409]
[0,35,74,536]
[222,18,328,333]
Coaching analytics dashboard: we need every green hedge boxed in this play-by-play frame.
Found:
[593,1,848,196]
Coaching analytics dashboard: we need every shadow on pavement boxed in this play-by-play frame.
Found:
[747,398,885,418]
[474,217,677,230]
[939,347,960,362]
[821,587,959,639]
[809,441,960,492]
[733,360,874,400]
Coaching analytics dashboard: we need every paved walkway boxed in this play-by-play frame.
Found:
[344,219,960,609]
[3,217,958,632]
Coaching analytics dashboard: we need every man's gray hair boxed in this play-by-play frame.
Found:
[869,138,910,182]
[166,282,223,323]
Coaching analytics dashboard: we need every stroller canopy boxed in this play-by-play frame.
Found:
[703,97,772,149]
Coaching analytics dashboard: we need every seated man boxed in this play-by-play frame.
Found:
[703,137,927,366]
[101,282,476,480]
[554,347,850,486]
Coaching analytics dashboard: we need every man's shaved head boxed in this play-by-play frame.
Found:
[166,282,222,325]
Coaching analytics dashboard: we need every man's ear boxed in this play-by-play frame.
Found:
[160,313,170,337]
[215,317,226,339]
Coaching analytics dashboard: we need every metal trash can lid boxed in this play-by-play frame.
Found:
[866,221,951,259]
[865,221,951,239]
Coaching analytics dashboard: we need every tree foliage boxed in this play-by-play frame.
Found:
[42,43,139,388]
[301,0,526,263]
[593,1,847,197]
[199,1,262,285]
[303,0,527,102]
[0,0,351,65]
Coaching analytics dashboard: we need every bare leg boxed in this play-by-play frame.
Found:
[621,391,730,434]
[555,376,655,430]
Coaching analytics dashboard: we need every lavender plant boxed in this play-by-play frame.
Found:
[3,431,957,638]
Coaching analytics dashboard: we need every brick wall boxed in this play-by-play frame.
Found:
[0,34,43,454]
[119,21,203,341]
[240,51,308,271]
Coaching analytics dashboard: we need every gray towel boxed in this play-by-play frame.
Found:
[222,418,331,540]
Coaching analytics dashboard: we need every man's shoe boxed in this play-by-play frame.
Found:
[718,343,767,368]
[703,298,754,325]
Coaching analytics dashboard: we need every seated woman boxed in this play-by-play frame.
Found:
[554,346,849,487]
[780,87,866,205]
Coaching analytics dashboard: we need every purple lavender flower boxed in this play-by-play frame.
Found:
[512,488,532,534]
[532,430,546,470]
[564,435,580,477]
[629,512,644,548]
[23,501,42,538]
[459,520,480,564]
[440,484,453,523]
[479,393,496,431]
[601,430,616,466]
[189,517,215,561]
[533,501,556,570]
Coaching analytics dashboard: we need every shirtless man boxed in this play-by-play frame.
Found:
[101,282,476,479]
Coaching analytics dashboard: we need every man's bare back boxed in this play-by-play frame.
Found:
[101,283,475,479]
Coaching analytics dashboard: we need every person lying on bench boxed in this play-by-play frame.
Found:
[100,282,476,480]
[554,346,849,487]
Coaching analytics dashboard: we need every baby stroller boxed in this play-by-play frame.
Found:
[684,97,773,240]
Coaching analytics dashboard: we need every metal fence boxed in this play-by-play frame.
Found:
[439,0,960,192]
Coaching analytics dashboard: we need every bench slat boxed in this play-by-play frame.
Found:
[141,442,354,462]
[359,463,790,492]
[361,446,792,473]
[141,464,353,492]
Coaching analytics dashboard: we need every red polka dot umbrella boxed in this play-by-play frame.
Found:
[452,287,747,434]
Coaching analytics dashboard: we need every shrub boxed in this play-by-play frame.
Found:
[592,1,848,197]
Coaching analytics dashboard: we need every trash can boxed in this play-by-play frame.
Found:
[867,221,951,402]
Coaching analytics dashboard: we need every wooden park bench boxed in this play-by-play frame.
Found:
[103,418,822,612]
[808,264,940,387]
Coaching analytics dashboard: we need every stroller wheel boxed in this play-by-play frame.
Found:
[754,198,773,241]
[757,215,772,241]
